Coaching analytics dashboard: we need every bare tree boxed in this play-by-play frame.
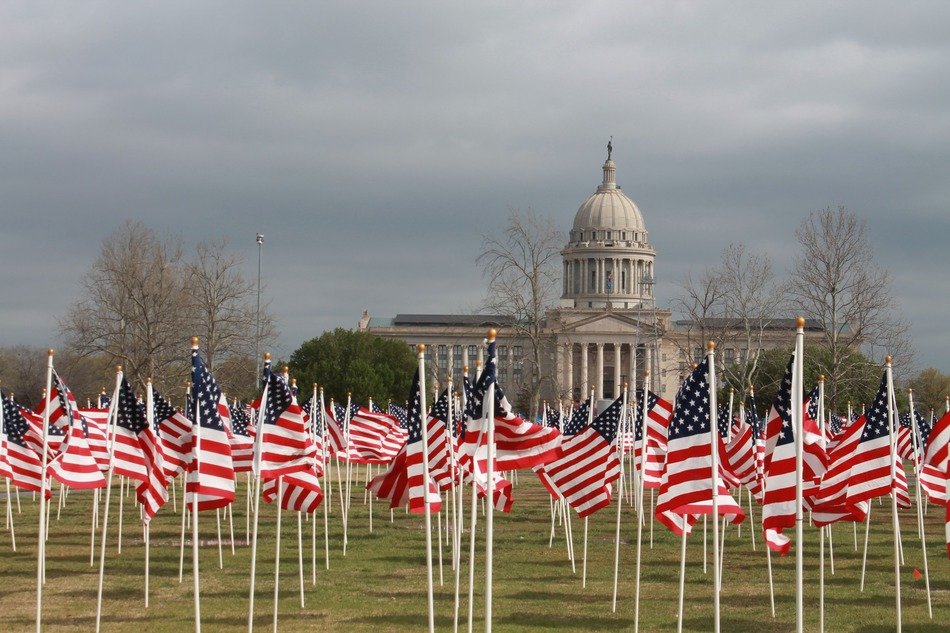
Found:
[477,209,562,419]
[60,222,277,395]
[60,221,189,389]
[718,243,789,401]
[790,206,911,407]
[185,238,277,379]
[670,268,727,365]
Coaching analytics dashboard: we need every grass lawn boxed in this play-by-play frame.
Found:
[0,469,947,632]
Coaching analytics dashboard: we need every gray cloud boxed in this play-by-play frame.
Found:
[1,2,947,374]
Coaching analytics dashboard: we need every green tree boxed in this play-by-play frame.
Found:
[289,328,416,406]
[748,345,893,418]
[908,368,950,417]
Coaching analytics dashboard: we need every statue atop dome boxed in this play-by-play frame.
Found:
[606,136,613,160]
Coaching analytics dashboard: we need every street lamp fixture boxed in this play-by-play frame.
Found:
[255,233,264,386]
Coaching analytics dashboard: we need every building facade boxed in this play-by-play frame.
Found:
[362,148,816,407]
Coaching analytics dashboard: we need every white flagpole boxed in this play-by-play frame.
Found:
[792,318,805,633]
[906,388,932,618]
[273,476,283,632]
[417,345,436,633]
[466,360,482,633]
[884,356,902,633]
[452,377,464,633]
[35,351,54,633]
[319,387,330,571]
[343,392,353,555]
[817,375,826,633]
[676,526,688,633]
[191,340,203,633]
[581,384,595,590]
[0,387,15,552]
[179,490,188,583]
[706,341,722,633]
[96,366,124,633]
[247,352,271,633]
[633,373,649,629]
[145,378,155,608]
[484,330,497,633]
[612,383,628,614]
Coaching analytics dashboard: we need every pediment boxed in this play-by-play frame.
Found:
[558,311,654,335]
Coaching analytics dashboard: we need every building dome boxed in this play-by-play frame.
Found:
[560,147,656,310]
[571,159,646,234]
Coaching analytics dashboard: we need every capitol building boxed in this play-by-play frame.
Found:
[361,147,807,406]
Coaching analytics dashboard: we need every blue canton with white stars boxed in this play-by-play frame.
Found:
[232,402,252,437]
[405,370,424,444]
[2,394,32,448]
[859,373,891,443]
[263,365,294,426]
[191,350,225,430]
[116,378,148,435]
[564,399,591,436]
[770,356,795,447]
[668,357,711,442]
[54,373,88,438]
[591,396,624,444]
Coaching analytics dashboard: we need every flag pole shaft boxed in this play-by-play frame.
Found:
[884,360,902,633]
[416,347,436,633]
[907,390,932,618]
[614,385,629,615]
[35,351,54,633]
[192,394,202,633]
[707,343,721,633]
[484,379,495,633]
[581,517,588,588]
[273,476,282,632]
[247,378,270,632]
[298,511,305,607]
[320,389,330,571]
[793,322,805,633]
[95,368,123,633]
[676,528,687,633]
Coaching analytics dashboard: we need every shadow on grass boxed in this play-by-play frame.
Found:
[683,616,795,632]
[346,613,456,627]
[498,612,629,630]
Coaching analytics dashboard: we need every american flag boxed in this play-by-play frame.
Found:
[563,399,591,436]
[388,403,408,429]
[346,405,406,464]
[152,390,193,478]
[423,388,457,489]
[919,410,950,556]
[185,348,235,511]
[722,410,759,499]
[46,384,106,490]
[43,375,110,471]
[655,357,744,537]
[459,341,561,472]
[1,392,49,496]
[760,356,803,554]
[229,400,255,473]
[368,369,443,513]
[262,467,323,513]
[717,404,732,440]
[323,402,348,455]
[635,390,673,489]
[535,396,625,517]
[113,378,167,522]
[843,371,899,508]
[258,364,316,479]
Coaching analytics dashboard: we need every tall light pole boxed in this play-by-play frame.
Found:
[255,233,264,386]
[641,272,658,393]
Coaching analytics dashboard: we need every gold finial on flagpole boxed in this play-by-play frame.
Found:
[795,316,805,330]
[417,344,426,355]
[191,336,199,348]
[487,329,497,342]
[263,352,271,361]
[706,340,716,352]
[884,355,892,365]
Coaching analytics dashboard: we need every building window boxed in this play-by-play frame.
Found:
[621,270,626,291]
[607,231,611,240]
[438,345,448,370]
[513,346,523,377]
[453,345,462,372]
[694,348,703,363]
[468,345,477,363]
[724,348,735,365]
[621,231,626,240]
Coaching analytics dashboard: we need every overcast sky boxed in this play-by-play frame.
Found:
[1,2,947,373]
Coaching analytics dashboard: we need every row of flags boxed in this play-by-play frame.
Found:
[3,335,950,562]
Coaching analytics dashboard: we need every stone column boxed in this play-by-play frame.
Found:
[580,343,589,399]
[596,342,605,401]
[645,346,653,393]
[613,343,622,399]
[628,343,638,393]
[448,345,455,383]
[565,343,574,401]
